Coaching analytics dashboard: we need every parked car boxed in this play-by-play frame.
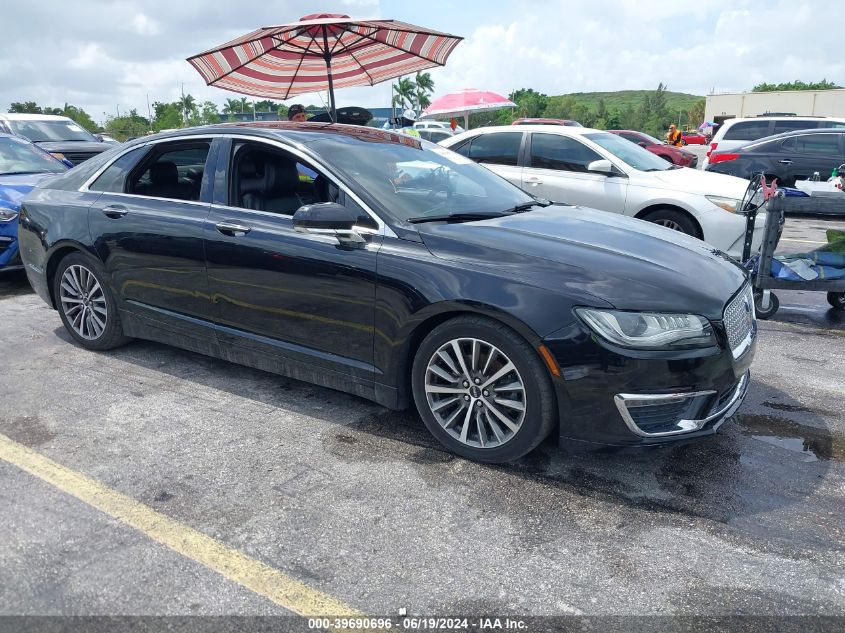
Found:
[512,118,582,127]
[608,130,698,167]
[19,123,755,462]
[418,129,453,143]
[0,134,68,271]
[706,129,845,187]
[0,113,113,165]
[441,125,764,258]
[702,116,845,169]
[414,120,462,134]
[682,130,707,145]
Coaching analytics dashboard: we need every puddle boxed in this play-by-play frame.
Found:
[762,401,812,413]
[737,414,844,462]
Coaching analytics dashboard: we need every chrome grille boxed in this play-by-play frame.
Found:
[724,284,755,359]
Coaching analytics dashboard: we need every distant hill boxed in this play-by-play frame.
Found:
[550,90,704,113]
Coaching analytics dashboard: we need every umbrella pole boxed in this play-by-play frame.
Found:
[322,28,337,123]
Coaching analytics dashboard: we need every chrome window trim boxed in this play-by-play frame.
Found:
[208,202,384,239]
[614,371,749,438]
[79,132,396,238]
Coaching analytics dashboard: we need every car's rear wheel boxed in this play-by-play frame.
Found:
[53,252,129,350]
[411,316,556,463]
[641,208,699,237]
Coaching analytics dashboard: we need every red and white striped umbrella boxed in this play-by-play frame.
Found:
[421,89,517,129]
[187,13,462,121]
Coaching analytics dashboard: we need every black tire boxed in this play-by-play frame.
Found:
[53,252,130,350]
[828,292,845,310]
[754,291,780,320]
[641,208,699,237]
[411,315,557,463]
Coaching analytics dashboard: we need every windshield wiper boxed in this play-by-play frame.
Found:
[407,212,510,224]
[502,198,552,214]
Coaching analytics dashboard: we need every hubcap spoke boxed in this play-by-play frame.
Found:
[425,337,526,450]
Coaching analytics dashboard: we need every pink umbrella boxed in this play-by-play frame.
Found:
[421,89,517,130]
[187,13,462,122]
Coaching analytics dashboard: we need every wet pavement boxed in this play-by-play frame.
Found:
[0,219,843,618]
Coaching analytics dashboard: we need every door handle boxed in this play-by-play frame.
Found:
[102,204,128,218]
[778,159,792,164]
[524,177,543,185]
[215,221,252,237]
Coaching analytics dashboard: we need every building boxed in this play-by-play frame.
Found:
[705,89,845,125]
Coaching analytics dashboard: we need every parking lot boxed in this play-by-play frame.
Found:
[0,217,844,622]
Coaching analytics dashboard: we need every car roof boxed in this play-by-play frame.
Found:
[0,113,77,121]
[720,115,845,126]
[118,121,431,149]
[458,124,601,137]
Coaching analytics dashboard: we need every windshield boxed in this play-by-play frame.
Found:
[0,137,68,175]
[307,133,535,223]
[9,119,98,143]
[585,132,673,171]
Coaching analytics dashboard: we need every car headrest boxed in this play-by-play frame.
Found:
[150,161,178,185]
[241,161,300,197]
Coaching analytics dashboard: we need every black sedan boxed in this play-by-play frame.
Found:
[18,123,756,462]
[706,129,845,187]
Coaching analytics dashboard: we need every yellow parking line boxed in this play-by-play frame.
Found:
[0,432,361,617]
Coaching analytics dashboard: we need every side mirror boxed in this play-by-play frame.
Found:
[638,141,648,148]
[587,159,616,176]
[292,202,365,245]
[95,134,104,142]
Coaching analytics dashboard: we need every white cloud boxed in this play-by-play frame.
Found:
[131,14,161,36]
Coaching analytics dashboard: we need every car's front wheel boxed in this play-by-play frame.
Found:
[641,207,699,237]
[53,252,129,350]
[411,316,556,463]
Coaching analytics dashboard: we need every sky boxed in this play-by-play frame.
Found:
[1,0,840,124]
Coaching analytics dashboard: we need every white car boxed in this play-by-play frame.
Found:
[440,125,764,259]
[703,116,845,169]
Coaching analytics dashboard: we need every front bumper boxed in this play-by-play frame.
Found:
[0,225,21,271]
[543,309,755,449]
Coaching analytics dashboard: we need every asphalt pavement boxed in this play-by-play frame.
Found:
[0,217,843,624]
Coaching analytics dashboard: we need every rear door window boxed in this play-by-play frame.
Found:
[465,132,523,166]
[723,120,773,141]
[88,146,149,193]
[127,142,211,201]
[791,133,842,156]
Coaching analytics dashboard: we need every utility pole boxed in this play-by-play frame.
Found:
[146,93,153,132]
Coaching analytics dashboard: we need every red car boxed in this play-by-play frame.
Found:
[608,130,698,167]
[512,118,582,127]
[681,130,707,145]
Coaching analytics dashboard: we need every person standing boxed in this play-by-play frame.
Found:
[667,123,683,147]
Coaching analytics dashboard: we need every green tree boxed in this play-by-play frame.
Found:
[199,101,220,124]
[687,98,705,127]
[104,109,150,141]
[510,88,548,118]
[9,101,42,114]
[56,104,98,131]
[752,79,842,92]
[238,97,253,114]
[392,77,417,111]
[223,98,241,115]
[152,101,184,131]
[179,94,197,124]
[414,72,435,111]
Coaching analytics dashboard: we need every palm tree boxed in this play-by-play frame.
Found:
[179,94,197,125]
[238,97,251,114]
[392,77,417,112]
[414,72,435,111]
[222,98,241,115]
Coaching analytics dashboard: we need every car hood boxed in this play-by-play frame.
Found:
[417,205,748,319]
[34,141,111,154]
[646,166,748,198]
[0,173,55,209]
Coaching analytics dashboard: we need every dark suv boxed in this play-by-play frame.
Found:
[0,114,113,165]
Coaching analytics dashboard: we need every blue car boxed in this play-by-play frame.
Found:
[0,134,68,271]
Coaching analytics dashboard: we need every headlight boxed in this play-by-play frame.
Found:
[575,308,716,349]
[0,208,18,222]
[705,195,740,213]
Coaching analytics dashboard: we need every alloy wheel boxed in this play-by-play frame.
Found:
[655,219,683,231]
[59,264,108,340]
[424,337,527,448]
